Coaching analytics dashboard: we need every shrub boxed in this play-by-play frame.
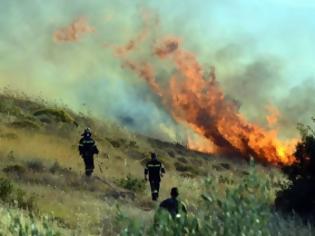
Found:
[116,175,146,193]
[198,164,272,236]
[129,141,138,148]
[0,98,22,116]
[0,178,37,212]
[33,108,75,125]
[14,189,38,212]
[0,206,60,236]
[0,178,14,201]
[113,163,286,236]
[177,157,188,164]
[275,121,315,220]
[26,159,45,172]
[174,162,198,176]
[49,162,63,174]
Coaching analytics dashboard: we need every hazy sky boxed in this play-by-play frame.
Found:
[148,0,315,86]
[0,0,314,139]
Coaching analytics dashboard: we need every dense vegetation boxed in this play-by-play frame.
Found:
[276,121,315,221]
[0,206,60,236]
[114,162,314,236]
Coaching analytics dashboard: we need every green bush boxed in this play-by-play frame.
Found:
[0,98,22,116]
[0,178,14,202]
[198,165,272,236]
[0,178,37,213]
[113,162,311,236]
[116,175,146,193]
[26,160,45,173]
[3,165,26,175]
[276,120,315,219]
[174,162,198,176]
[33,108,75,125]
[49,161,71,175]
[0,206,60,236]
[14,189,37,212]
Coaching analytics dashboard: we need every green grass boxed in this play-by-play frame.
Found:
[113,162,315,236]
[0,178,37,213]
[0,206,61,236]
[116,175,146,193]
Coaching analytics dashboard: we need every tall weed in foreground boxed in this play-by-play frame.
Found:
[0,206,60,236]
[199,162,273,236]
[113,162,313,236]
[0,178,37,212]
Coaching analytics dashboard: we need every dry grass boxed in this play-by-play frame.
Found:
[0,121,218,234]
[0,94,305,235]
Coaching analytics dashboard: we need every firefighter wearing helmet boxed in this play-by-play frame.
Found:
[144,152,166,201]
[78,128,99,177]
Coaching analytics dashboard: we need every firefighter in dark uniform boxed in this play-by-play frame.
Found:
[78,128,99,177]
[144,152,166,201]
[159,187,187,219]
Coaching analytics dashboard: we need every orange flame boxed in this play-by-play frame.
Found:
[112,32,297,165]
[158,37,296,165]
[122,60,162,96]
[266,104,280,126]
[187,135,216,154]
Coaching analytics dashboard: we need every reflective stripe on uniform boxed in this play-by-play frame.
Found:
[148,164,161,167]
[82,140,94,144]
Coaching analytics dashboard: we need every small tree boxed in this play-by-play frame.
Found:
[275,120,315,220]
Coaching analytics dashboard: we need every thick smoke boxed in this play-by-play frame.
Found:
[0,0,182,141]
[0,0,314,143]
[277,79,315,137]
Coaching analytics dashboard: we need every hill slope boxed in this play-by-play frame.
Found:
[0,94,313,235]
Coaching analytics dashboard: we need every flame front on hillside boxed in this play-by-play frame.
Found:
[109,21,297,165]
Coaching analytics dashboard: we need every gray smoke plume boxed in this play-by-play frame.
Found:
[0,0,314,142]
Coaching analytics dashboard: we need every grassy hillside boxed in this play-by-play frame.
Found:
[0,93,313,235]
